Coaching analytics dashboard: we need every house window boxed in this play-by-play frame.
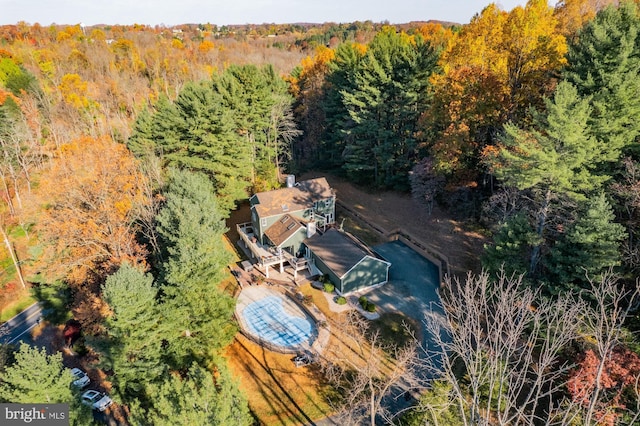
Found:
[280,216,289,224]
[261,218,267,227]
[286,222,296,231]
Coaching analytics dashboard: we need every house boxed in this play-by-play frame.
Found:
[303,228,391,294]
[237,176,335,277]
[236,176,391,293]
[249,176,335,255]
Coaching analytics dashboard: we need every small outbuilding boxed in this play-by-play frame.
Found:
[303,228,391,294]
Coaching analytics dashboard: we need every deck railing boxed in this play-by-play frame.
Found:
[236,222,286,266]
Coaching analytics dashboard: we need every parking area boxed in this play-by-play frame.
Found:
[367,240,446,349]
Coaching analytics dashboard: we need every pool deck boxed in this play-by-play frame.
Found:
[235,285,330,355]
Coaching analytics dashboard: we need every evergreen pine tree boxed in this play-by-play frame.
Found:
[129,362,251,426]
[155,169,236,367]
[0,344,73,403]
[486,81,606,274]
[0,344,92,425]
[546,193,626,292]
[341,29,438,189]
[482,212,542,277]
[92,263,166,403]
[564,1,640,161]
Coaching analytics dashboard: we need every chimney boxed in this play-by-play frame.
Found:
[307,221,316,238]
[286,174,295,188]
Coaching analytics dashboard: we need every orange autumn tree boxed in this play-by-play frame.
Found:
[36,136,148,286]
[554,0,619,37]
[289,45,336,164]
[423,0,567,186]
[415,22,454,50]
[567,347,640,426]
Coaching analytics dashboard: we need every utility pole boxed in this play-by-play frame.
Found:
[1,224,26,289]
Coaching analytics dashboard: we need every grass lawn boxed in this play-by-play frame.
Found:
[0,286,36,322]
[369,312,421,349]
[225,334,336,425]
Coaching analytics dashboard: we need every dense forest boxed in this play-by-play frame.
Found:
[2,0,640,424]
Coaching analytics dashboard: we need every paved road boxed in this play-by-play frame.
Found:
[0,302,43,345]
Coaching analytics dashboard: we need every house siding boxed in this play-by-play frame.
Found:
[309,251,341,289]
[307,249,389,294]
[265,227,308,256]
[314,197,335,218]
[341,256,390,294]
[252,207,311,242]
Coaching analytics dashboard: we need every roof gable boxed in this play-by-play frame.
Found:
[263,214,305,247]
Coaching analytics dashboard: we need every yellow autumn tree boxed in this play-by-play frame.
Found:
[58,73,90,109]
[424,0,567,185]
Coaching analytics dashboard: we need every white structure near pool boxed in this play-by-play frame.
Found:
[235,286,330,354]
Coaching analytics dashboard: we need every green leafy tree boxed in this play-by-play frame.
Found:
[340,28,439,189]
[400,380,464,426]
[482,212,542,277]
[485,81,605,274]
[563,1,640,162]
[0,344,92,425]
[92,263,166,403]
[128,83,250,212]
[129,362,251,426]
[0,58,36,95]
[546,193,626,292]
[155,169,236,367]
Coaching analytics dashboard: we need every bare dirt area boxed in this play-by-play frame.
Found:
[300,172,487,278]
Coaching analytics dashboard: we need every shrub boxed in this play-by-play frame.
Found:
[365,302,376,313]
[358,296,368,308]
[323,282,335,293]
[336,296,347,305]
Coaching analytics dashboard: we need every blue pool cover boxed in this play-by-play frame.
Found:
[241,295,315,349]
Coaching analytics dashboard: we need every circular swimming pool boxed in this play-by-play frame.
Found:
[236,287,317,353]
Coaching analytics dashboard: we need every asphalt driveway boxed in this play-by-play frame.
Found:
[368,240,446,350]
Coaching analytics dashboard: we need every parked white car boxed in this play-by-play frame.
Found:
[70,368,90,388]
[81,390,113,412]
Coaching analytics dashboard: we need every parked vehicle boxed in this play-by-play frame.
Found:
[81,390,113,412]
[292,354,314,367]
[70,368,90,388]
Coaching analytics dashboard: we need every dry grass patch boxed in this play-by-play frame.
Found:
[225,334,336,426]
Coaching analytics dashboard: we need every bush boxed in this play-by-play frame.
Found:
[358,296,368,308]
[365,302,376,313]
[323,282,335,293]
[335,296,347,305]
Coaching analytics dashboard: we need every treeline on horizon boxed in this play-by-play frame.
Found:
[3,0,640,424]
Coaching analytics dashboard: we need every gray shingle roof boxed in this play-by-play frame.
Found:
[304,228,379,278]
[253,177,333,217]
